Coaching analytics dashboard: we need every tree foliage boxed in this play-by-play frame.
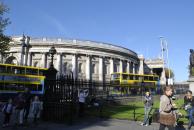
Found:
[165,68,174,78]
[0,2,11,55]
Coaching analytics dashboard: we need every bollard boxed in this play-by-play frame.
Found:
[133,104,136,121]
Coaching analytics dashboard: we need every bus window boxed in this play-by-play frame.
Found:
[26,68,38,75]
[144,76,149,81]
[6,66,12,73]
[26,68,32,75]
[129,75,133,80]
[39,70,45,76]
[149,76,154,81]
[134,75,139,80]
[154,76,159,81]
[12,67,20,74]
[122,74,128,80]
[0,65,6,73]
[16,67,26,74]
[111,74,120,80]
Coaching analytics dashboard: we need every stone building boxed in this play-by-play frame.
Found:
[3,36,144,82]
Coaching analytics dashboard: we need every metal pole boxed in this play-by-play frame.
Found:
[165,41,171,84]
[51,54,54,67]
[160,37,165,72]
[160,37,167,85]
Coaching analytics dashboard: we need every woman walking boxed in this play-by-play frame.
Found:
[159,86,176,130]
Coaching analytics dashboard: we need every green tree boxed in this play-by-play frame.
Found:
[0,2,11,62]
[165,68,174,79]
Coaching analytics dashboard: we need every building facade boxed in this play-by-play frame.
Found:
[144,58,167,85]
[4,36,144,82]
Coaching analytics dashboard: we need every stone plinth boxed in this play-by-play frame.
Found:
[188,76,194,95]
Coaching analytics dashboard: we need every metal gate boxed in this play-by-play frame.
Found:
[42,74,110,124]
[42,75,77,124]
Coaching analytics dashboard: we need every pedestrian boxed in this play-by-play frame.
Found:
[188,106,194,130]
[141,91,153,126]
[23,88,32,124]
[159,85,176,130]
[2,98,13,128]
[184,90,194,118]
[183,90,194,130]
[13,93,25,126]
[31,96,41,123]
[78,89,89,117]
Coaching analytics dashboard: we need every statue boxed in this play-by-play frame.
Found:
[190,49,194,76]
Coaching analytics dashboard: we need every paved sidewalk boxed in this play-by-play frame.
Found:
[0,112,192,130]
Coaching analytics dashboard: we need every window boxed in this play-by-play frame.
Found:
[104,64,108,74]
[123,64,127,73]
[129,75,133,80]
[144,76,149,81]
[92,64,96,74]
[149,76,154,81]
[130,63,133,73]
[111,74,120,80]
[154,76,159,81]
[63,62,67,73]
[113,64,117,72]
[78,63,82,73]
[122,74,128,80]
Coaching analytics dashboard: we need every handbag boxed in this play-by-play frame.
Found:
[159,113,176,125]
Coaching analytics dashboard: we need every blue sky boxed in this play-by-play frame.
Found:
[2,0,194,82]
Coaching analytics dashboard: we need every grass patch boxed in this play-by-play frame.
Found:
[86,97,189,123]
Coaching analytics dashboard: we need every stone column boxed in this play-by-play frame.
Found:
[133,62,135,74]
[47,55,50,68]
[119,60,123,73]
[20,36,26,66]
[20,47,25,66]
[86,55,91,80]
[72,54,77,79]
[28,52,33,66]
[41,53,48,68]
[138,55,144,75]
[44,53,48,68]
[99,57,104,82]
[127,61,130,73]
[56,53,62,74]
[23,54,26,66]
[110,58,114,74]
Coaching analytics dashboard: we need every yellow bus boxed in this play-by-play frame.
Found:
[111,72,159,88]
[0,63,47,95]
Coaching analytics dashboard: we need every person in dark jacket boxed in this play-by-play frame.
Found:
[141,91,153,126]
[14,93,25,126]
[184,90,194,113]
[2,98,13,127]
[23,88,32,123]
[184,90,194,130]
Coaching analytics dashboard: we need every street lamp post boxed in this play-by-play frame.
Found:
[45,45,57,80]
[49,46,57,68]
